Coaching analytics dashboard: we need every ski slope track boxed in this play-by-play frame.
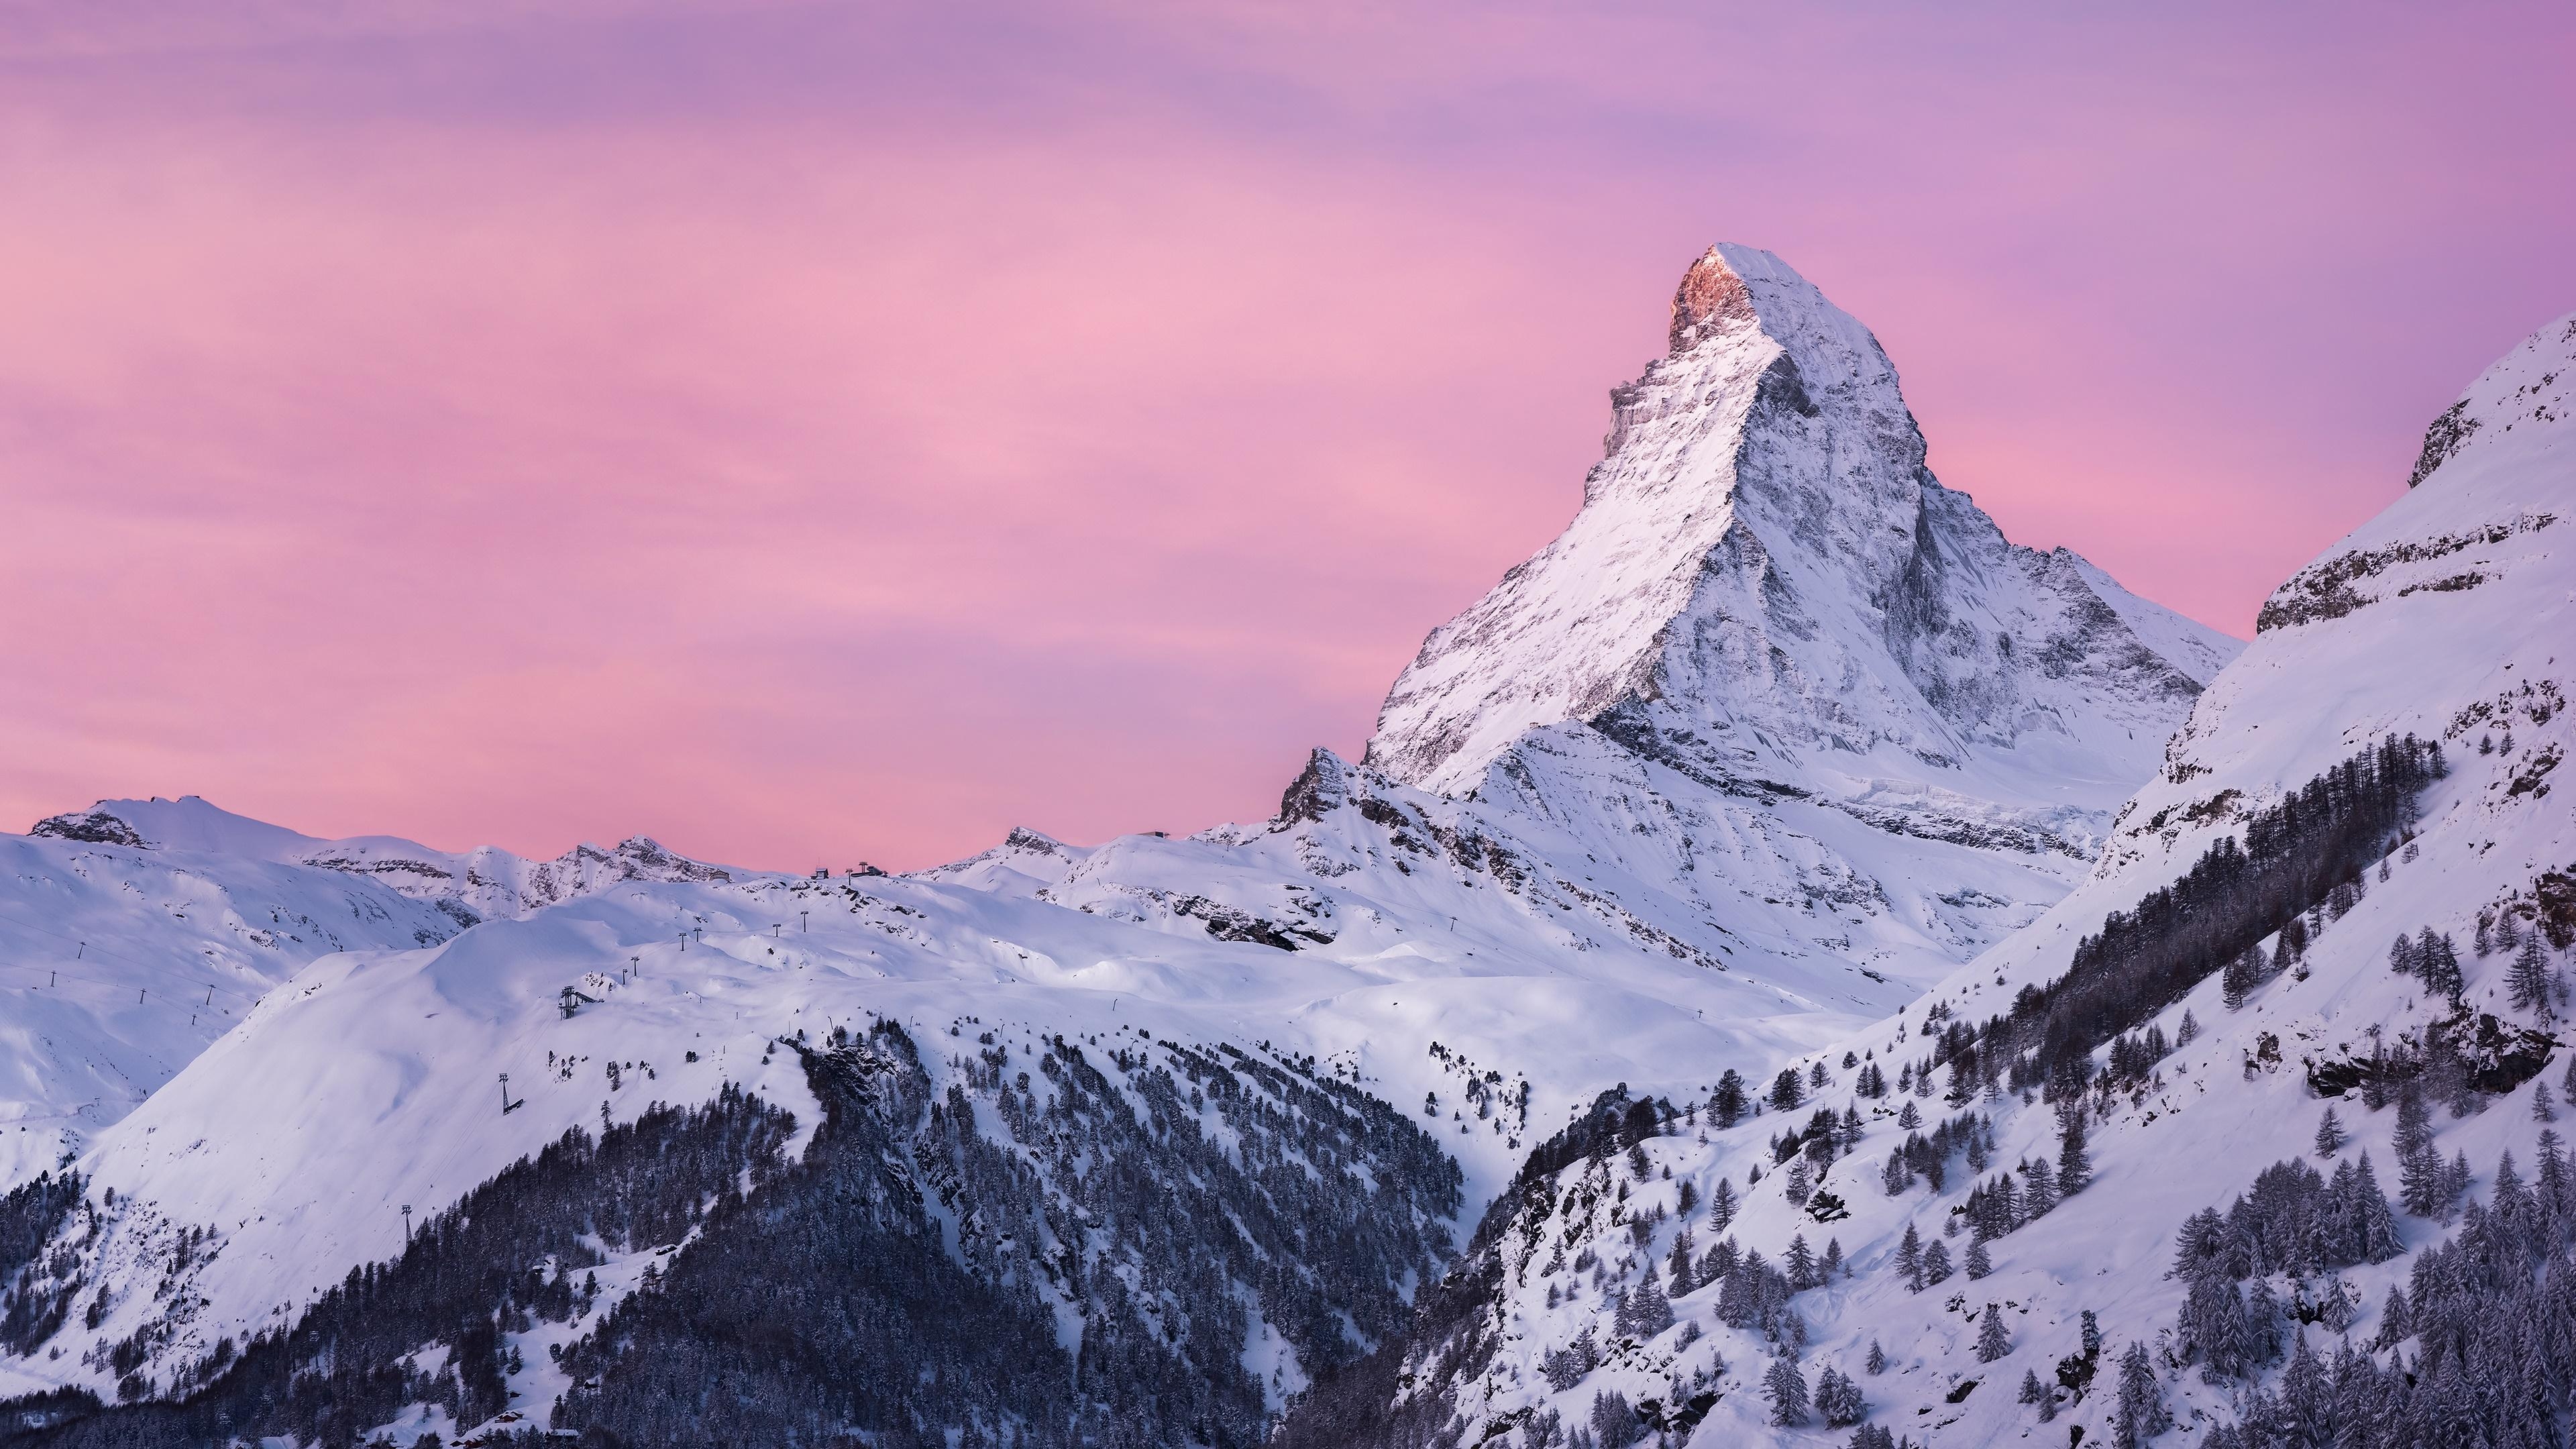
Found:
[40,250,2553,1449]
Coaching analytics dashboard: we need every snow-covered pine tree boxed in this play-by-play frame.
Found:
[2314,1106,2345,1159]
[2019,1367,2056,1420]
[2114,1340,2171,1448]
[1712,1070,1746,1128]
[2389,932,2420,977]
[1976,1304,2011,1362]
[2223,943,2264,1009]
[1588,1389,1643,1449]
[2021,1156,2058,1218]
[2418,928,2465,1002]
[1814,1364,1866,1427]
[2057,1117,2093,1196]
[1785,1234,1819,1289]
[2509,935,2555,1017]
[1762,1356,1811,1426]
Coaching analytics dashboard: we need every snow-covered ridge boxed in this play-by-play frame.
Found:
[1303,305,2576,1449]
[31,794,743,923]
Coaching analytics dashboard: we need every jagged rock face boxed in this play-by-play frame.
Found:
[1368,244,2235,805]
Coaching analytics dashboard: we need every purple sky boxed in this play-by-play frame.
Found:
[3,1,2569,869]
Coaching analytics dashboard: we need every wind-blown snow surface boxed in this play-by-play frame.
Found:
[0,247,2241,1433]
[1322,313,2573,1447]
[0,800,743,1188]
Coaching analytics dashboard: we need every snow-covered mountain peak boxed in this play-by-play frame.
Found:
[32,794,320,857]
[1368,243,2235,841]
[1665,243,1895,398]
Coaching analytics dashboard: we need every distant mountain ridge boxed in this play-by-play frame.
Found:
[32,795,737,924]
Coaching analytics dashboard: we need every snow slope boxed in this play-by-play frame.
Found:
[1324,312,2574,1448]
[0,833,468,1187]
[0,802,749,1191]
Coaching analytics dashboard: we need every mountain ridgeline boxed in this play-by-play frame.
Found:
[0,257,2567,1449]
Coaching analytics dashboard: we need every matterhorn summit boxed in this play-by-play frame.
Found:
[1370,244,2235,823]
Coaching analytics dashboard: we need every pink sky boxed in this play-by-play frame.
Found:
[3,1,2570,870]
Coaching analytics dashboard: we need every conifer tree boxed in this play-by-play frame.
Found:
[2222,944,2263,1009]
[2442,1149,2472,1209]
[2418,929,2465,1002]
[1921,1240,1953,1286]
[1665,1224,1697,1295]
[1786,1234,1819,1290]
[2534,1080,2558,1124]
[1865,1339,1888,1375]
[2372,1281,2412,1348]
[2057,1118,2094,1196]
[2114,1340,2170,1448]
[1896,1222,1924,1289]
[1976,1304,2011,1362]
[1708,1177,1737,1233]
[2509,936,2555,1018]
[2394,1085,2433,1159]
[1763,1356,1811,1427]
[2019,1367,2055,1420]
[1814,1365,1866,1428]
[1965,1239,1992,1280]
[1712,1070,1747,1128]
[2399,1141,2447,1218]
[2313,1106,2345,1159]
